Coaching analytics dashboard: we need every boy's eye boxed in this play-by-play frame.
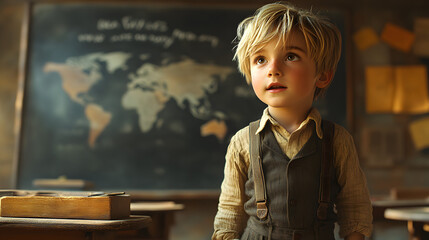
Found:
[286,54,300,62]
[254,56,266,65]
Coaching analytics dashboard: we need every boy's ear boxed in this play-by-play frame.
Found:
[315,71,334,89]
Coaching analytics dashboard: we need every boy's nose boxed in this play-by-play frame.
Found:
[267,60,282,77]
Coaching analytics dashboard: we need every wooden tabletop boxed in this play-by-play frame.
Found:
[0,215,152,231]
[372,199,429,207]
[131,201,184,212]
[384,207,429,222]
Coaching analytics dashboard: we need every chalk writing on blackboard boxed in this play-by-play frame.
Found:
[77,17,218,48]
[17,4,345,191]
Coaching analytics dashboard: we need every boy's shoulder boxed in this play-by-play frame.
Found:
[231,124,250,144]
[330,122,351,135]
[329,121,355,145]
[228,120,261,151]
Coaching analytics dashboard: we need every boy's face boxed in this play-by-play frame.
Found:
[249,30,323,112]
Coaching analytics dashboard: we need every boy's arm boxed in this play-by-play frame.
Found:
[333,125,373,238]
[212,131,249,240]
[345,232,364,240]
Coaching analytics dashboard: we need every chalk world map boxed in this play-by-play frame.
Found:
[44,52,235,148]
[17,4,344,191]
[17,4,275,190]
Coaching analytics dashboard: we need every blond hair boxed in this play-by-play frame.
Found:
[234,2,341,98]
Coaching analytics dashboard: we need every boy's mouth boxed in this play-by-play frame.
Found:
[267,83,287,90]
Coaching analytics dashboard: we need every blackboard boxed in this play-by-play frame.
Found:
[16,3,347,191]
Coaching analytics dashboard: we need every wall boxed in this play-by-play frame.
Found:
[352,4,429,195]
[0,4,22,188]
[1,0,429,240]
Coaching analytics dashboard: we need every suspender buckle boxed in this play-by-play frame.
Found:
[317,201,329,220]
[256,201,268,219]
[292,232,302,240]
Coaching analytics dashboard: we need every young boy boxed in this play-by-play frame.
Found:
[213,2,372,240]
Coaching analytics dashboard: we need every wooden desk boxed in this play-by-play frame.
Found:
[0,215,151,240]
[372,198,429,221]
[385,207,429,240]
[131,201,184,240]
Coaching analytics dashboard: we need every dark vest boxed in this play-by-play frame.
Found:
[241,121,340,240]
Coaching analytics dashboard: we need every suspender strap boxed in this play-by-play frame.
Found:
[249,120,268,220]
[317,120,335,220]
[249,120,335,221]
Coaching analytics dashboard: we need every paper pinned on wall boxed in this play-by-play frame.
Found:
[365,66,396,112]
[393,65,429,113]
[365,65,429,114]
[381,22,415,52]
[409,116,429,150]
[353,27,379,51]
[413,18,429,57]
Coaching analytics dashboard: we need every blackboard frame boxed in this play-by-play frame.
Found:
[12,1,350,196]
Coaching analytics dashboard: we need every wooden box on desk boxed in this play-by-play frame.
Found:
[0,195,130,220]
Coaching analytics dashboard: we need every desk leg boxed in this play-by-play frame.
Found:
[91,232,117,240]
[129,211,175,240]
[148,212,171,240]
[0,229,87,240]
[407,221,429,240]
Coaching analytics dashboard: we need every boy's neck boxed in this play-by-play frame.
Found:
[268,106,312,134]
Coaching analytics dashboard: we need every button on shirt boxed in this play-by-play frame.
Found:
[212,108,373,239]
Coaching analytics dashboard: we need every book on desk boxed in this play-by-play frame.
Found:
[0,190,130,220]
